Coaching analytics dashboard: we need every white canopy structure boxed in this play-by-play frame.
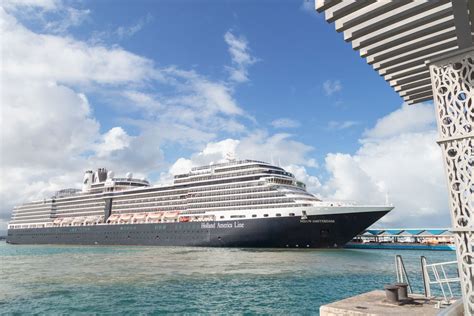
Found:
[316,0,473,104]
[316,1,473,314]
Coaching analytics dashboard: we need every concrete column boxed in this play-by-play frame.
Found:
[428,47,474,315]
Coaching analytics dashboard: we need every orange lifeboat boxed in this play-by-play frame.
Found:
[179,216,190,222]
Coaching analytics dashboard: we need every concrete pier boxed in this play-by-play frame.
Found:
[320,290,447,316]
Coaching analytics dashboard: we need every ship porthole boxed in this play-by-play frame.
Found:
[155,235,159,239]
[218,236,221,240]
[127,235,131,239]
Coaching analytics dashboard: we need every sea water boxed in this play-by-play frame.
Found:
[0,241,457,314]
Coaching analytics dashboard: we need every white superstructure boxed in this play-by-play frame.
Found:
[8,159,388,229]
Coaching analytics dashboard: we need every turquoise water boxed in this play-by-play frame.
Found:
[0,241,457,314]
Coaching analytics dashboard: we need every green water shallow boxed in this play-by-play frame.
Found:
[0,241,457,314]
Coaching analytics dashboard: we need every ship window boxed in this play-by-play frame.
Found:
[252,214,257,218]
[276,213,281,217]
[220,216,225,219]
[289,213,295,216]
[230,215,245,219]
[263,214,269,217]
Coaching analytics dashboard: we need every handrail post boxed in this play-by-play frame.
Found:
[421,256,432,299]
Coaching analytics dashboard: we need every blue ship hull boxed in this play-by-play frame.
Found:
[7,211,389,248]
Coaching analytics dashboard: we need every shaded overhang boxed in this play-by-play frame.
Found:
[316,0,474,104]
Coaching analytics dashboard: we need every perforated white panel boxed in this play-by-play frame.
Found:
[430,49,474,315]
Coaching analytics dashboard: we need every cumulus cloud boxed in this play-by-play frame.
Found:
[322,103,449,227]
[1,9,158,85]
[1,80,99,168]
[364,102,436,139]
[271,118,301,129]
[95,127,132,158]
[224,30,258,83]
[323,79,342,96]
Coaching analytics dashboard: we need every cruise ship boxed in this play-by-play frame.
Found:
[6,159,393,247]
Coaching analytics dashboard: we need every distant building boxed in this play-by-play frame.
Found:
[354,229,454,245]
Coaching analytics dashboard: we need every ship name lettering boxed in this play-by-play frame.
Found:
[201,223,216,229]
[300,219,335,224]
[217,223,233,229]
[234,222,244,228]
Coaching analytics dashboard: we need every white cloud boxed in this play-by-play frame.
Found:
[121,90,163,112]
[224,31,258,83]
[322,104,448,228]
[192,80,244,115]
[285,164,322,194]
[364,102,435,139]
[271,118,300,129]
[43,7,90,34]
[1,79,100,168]
[1,9,159,85]
[162,132,315,183]
[2,0,60,11]
[95,127,132,158]
[323,79,342,96]
[116,14,153,40]
[327,120,359,130]
[3,0,90,35]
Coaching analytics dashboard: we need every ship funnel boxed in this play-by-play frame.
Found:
[82,170,93,192]
[97,168,108,182]
[126,172,133,180]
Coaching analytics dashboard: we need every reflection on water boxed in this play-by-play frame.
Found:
[0,242,457,314]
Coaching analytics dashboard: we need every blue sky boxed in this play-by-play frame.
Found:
[87,0,399,155]
[0,0,450,229]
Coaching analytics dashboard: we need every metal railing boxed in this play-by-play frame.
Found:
[395,255,413,293]
[421,256,460,304]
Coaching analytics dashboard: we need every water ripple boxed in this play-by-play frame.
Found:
[0,242,456,314]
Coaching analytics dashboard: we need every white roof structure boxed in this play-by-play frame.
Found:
[316,0,474,104]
